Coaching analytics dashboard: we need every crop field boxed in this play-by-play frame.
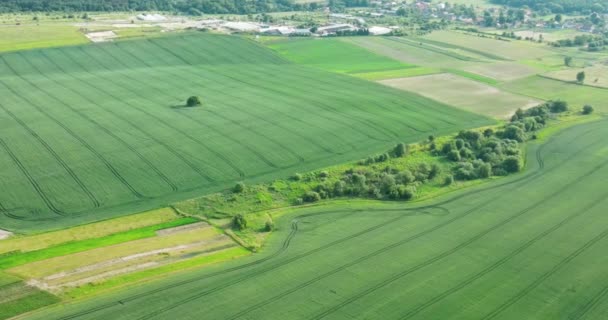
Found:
[501,76,608,112]
[345,36,542,82]
[0,33,491,233]
[423,31,552,60]
[268,38,413,73]
[22,119,608,320]
[544,65,608,89]
[379,73,541,118]
[0,24,87,53]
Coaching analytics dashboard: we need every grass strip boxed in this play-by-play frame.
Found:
[0,217,199,270]
[61,246,250,299]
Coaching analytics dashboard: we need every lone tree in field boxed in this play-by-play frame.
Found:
[186,96,201,107]
[564,56,572,66]
[576,71,586,84]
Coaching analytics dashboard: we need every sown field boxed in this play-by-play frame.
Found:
[544,65,608,89]
[501,76,608,112]
[423,30,552,60]
[345,36,541,82]
[0,33,491,233]
[268,37,413,73]
[379,73,542,118]
[22,118,608,320]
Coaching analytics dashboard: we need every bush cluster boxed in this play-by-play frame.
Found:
[440,129,522,180]
[301,150,441,203]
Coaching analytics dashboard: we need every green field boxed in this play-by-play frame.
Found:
[0,33,491,233]
[22,118,608,320]
[0,24,88,53]
[380,73,541,118]
[268,37,413,73]
[501,76,608,112]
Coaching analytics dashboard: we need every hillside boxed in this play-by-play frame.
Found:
[0,33,490,233]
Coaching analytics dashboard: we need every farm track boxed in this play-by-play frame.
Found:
[53,121,599,320]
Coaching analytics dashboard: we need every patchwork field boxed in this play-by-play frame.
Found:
[379,73,542,118]
[0,207,247,318]
[0,33,491,233]
[544,65,608,89]
[423,30,552,60]
[501,76,608,112]
[23,118,608,320]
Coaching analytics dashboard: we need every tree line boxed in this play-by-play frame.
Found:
[0,0,315,14]
[490,0,606,15]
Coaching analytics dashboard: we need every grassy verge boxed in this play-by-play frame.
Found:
[0,217,199,270]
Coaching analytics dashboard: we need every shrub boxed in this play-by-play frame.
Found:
[549,100,568,113]
[444,175,454,185]
[398,185,415,200]
[447,150,461,162]
[393,143,407,157]
[292,173,302,181]
[318,171,329,178]
[264,217,274,231]
[582,105,594,115]
[380,174,396,193]
[503,125,526,142]
[483,128,494,137]
[294,198,304,205]
[478,163,492,178]
[186,95,202,107]
[396,170,415,184]
[303,191,321,203]
[429,164,441,179]
[333,180,346,196]
[502,156,522,173]
[232,214,247,230]
[233,182,245,193]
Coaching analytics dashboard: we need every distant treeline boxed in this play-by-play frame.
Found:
[490,0,606,14]
[0,0,325,14]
